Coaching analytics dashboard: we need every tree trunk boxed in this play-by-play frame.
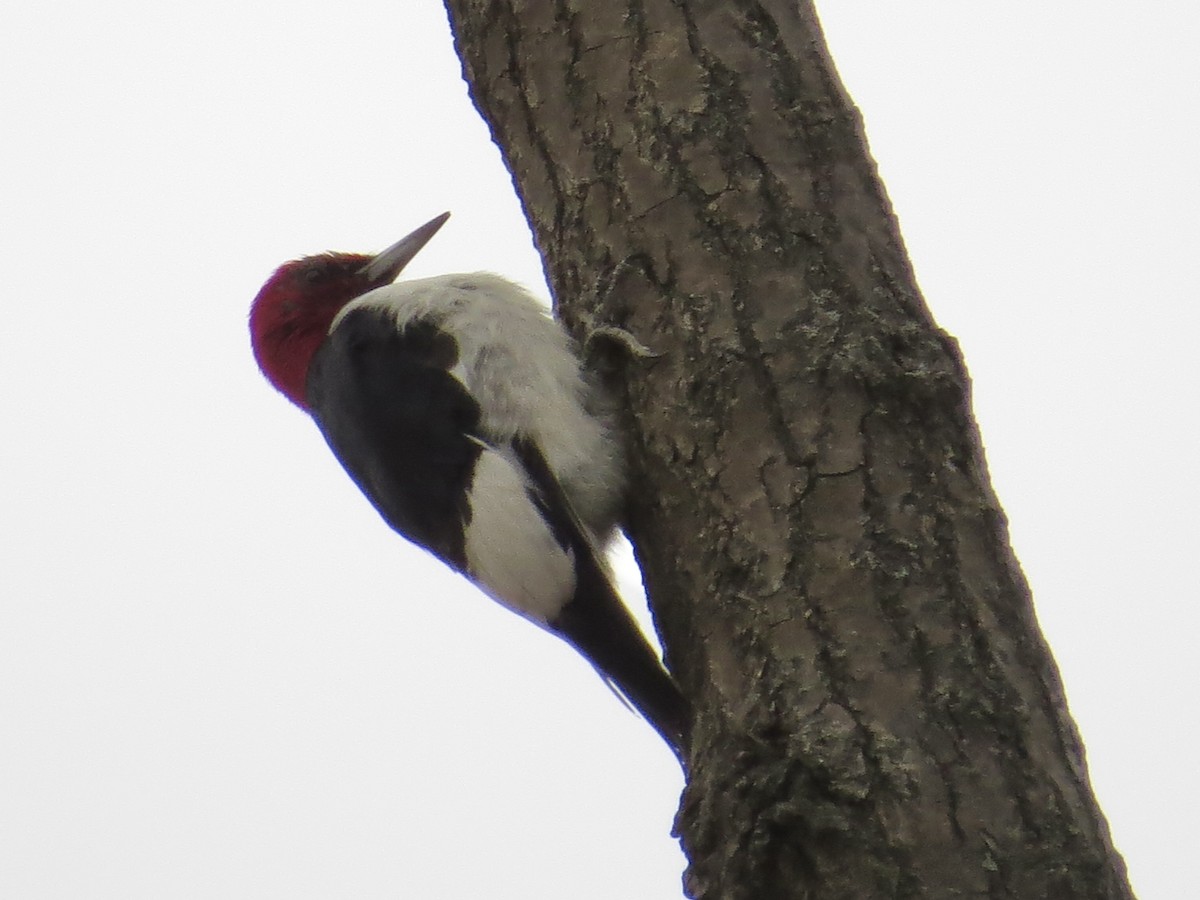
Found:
[443,2,1134,897]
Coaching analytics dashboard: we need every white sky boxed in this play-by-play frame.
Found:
[1,2,1195,897]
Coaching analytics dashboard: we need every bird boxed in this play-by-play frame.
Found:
[249,212,689,758]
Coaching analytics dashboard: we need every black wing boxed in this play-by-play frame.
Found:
[305,307,481,571]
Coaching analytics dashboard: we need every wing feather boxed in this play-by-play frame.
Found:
[306,308,481,570]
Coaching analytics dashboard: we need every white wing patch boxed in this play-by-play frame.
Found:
[462,447,575,625]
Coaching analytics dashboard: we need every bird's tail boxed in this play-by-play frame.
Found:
[555,558,692,762]
[511,436,691,763]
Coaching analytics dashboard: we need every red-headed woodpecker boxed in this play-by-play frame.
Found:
[249,213,689,757]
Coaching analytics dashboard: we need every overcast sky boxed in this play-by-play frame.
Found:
[2,2,1195,897]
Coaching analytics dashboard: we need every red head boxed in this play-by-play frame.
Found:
[249,212,450,408]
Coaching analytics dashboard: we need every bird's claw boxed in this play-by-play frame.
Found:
[584,325,662,359]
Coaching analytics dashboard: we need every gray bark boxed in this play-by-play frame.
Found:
[443,1,1134,897]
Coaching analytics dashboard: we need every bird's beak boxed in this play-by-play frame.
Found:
[360,211,451,285]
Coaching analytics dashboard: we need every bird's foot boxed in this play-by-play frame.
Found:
[584,325,662,359]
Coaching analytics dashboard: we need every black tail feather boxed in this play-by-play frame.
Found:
[512,437,691,762]
[555,552,691,760]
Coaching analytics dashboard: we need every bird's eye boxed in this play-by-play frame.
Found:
[302,265,326,284]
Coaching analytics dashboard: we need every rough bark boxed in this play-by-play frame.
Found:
[443,1,1134,898]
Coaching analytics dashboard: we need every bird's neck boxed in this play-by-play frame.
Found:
[251,317,331,410]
